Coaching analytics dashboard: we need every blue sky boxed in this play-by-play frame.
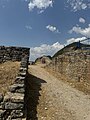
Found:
[0,0,90,60]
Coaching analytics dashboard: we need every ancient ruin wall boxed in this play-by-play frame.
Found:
[0,46,30,119]
[0,46,30,63]
[47,50,90,83]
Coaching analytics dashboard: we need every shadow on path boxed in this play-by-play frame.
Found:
[25,73,47,120]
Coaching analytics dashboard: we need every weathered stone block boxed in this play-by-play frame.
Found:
[15,77,25,84]
[11,110,24,119]
[18,72,26,77]
[19,67,27,72]
[16,76,25,80]
[16,88,25,93]
[5,102,24,110]
[9,84,24,93]
[4,92,24,103]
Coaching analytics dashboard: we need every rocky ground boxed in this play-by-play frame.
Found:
[0,61,20,94]
[27,64,90,120]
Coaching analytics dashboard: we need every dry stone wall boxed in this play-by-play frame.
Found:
[47,50,90,83]
[0,46,30,63]
[0,46,30,120]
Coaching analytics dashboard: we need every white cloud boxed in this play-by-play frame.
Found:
[69,24,90,38]
[66,37,87,44]
[66,0,89,12]
[81,3,87,9]
[79,17,85,23]
[38,9,44,14]
[30,42,64,60]
[25,25,32,30]
[30,37,90,61]
[28,0,53,12]
[46,25,60,33]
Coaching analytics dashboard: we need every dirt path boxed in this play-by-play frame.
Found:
[27,65,90,120]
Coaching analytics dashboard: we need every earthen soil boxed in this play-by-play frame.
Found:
[0,61,20,94]
[28,64,90,120]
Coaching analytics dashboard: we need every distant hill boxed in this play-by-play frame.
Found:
[53,42,90,58]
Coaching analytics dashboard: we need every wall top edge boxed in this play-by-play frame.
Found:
[0,46,30,50]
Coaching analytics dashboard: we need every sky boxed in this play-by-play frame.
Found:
[0,0,90,60]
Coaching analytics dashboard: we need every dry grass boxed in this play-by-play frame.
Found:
[0,61,20,94]
[45,68,90,95]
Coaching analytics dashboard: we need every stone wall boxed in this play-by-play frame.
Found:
[0,46,30,63]
[47,50,90,83]
[0,46,30,119]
